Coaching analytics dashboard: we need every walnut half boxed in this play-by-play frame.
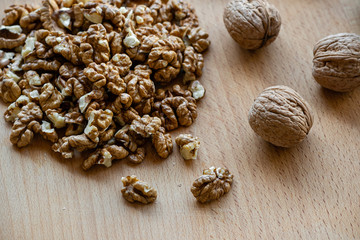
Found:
[191,166,233,203]
[121,175,157,204]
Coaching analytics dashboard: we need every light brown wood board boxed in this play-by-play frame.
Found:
[0,0,360,239]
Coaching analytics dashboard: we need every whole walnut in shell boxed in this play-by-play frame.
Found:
[223,0,281,50]
[312,33,360,92]
[248,85,313,148]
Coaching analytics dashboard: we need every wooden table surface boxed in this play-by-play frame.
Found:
[1,0,360,239]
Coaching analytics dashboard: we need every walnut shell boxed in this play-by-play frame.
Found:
[248,85,313,148]
[223,0,281,50]
[312,33,360,92]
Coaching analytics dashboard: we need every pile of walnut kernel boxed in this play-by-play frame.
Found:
[0,0,210,170]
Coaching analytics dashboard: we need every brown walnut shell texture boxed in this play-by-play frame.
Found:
[248,85,313,148]
[223,0,281,50]
[312,33,360,92]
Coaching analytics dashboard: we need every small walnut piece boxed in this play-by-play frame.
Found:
[152,127,173,158]
[223,0,281,50]
[248,85,313,148]
[191,166,233,203]
[175,133,200,160]
[121,175,157,204]
[129,115,161,138]
[312,33,360,92]
[188,80,205,100]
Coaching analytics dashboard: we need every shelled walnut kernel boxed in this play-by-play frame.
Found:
[0,0,210,170]
[175,133,200,160]
[191,166,233,203]
[121,175,157,204]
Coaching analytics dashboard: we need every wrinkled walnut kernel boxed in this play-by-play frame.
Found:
[121,175,157,204]
[191,166,233,203]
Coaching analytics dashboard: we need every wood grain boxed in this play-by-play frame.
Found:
[1,0,360,239]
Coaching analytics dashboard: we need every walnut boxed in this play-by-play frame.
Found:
[126,33,159,61]
[223,0,281,50]
[129,115,162,138]
[188,80,205,100]
[134,97,153,115]
[171,0,196,23]
[107,31,123,55]
[10,102,43,148]
[147,36,185,82]
[21,35,37,59]
[0,27,26,49]
[150,0,173,23]
[40,0,66,33]
[98,121,116,145]
[71,3,84,28]
[22,57,61,71]
[19,8,42,31]
[191,166,233,203]
[106,65,127,95]
[101,3,125,28]
[52,133,98,158]
[186,27,210,53]
[2,5,33,26]
[78,89,104,113]
[84,109,113,142]
[39,83,64,111]
[123,21,141,48]
[113,107,139,126]
[115,124,144,152]
[8,53,22,72]
[46,109,66,128]
[110,53,132,76]
[182,46,204,83]
[45,32,82,65]
[4,95,30,122]
[56,8,72,30]
[175,133,200,160]
[161,96,197,130]
[107,93,133,114]
[83,2,103,24]
[39,120,59,142]
[83,24,111,64]
[0,50,15,69]
[0,78,21,103]
[127,147,145,164]
[24,71,53,87]
[248,85,314,148]
[134,5,154,27]
[83,62,107,88]
[64,109,84,125]
[82,144,129,170]
[312,33,360,92]
[125,65,155,104]
[121,175,157,204]
[152,127,173,158]
[61,77,87,99]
